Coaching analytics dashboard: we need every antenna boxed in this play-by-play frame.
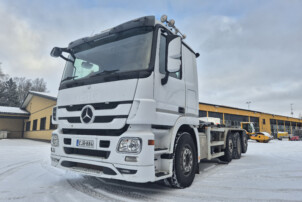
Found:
[160,15,186,39]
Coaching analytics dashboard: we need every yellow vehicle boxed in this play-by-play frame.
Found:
[241,122,255,138]
[250,132,273,143]
[277,132,289,140]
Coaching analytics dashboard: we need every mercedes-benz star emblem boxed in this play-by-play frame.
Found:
[80,105,94,124]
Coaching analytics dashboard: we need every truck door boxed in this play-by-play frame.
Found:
[154,29,185,123]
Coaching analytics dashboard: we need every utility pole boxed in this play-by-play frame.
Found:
[290,104,294,117]
[246,101,251,110]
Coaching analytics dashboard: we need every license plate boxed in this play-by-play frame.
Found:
[76,139,94,148]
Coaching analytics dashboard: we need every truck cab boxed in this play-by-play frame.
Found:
[50,16,199,185]
[241,122,255,138]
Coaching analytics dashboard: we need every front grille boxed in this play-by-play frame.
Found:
[58,101,132,111]
[64,147,110,159]
[59,115,128,123]
[62,125,129,136]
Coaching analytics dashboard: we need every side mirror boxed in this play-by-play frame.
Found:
[50,47,62,57]
[167,36,181,73]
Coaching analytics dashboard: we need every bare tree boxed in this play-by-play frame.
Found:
[13,77,33,104]
[31,78,47,92]
[13,77,48,105]
[0,62,5,79]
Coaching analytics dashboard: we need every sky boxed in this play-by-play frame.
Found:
[0,0,301,118]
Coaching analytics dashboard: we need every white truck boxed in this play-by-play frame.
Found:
[50,15,248,188]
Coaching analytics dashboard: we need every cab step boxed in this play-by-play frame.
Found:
[155,171,169,177]
[154,148,169,155]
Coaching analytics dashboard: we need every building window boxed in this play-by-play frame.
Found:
[50,116,57,130]
[26,121,31,131]
[33,119,37,131]
[208,112,223,124]
[40,117,46,130]
[199,110,207,117]
[262,119,266,125]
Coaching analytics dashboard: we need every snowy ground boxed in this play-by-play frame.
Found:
[0,139,302,202]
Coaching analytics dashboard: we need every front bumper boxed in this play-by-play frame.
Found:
[51,154,155,183]
[51,129,156,183]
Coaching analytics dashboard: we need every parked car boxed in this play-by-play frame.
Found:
[289,136,299,141]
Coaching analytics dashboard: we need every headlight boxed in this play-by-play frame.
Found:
[117,137,142,153]
[51,134,59,147]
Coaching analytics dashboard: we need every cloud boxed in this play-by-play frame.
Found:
[179,0,302,116]
[0,0,301,117]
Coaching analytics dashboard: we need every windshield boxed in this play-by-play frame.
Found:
[61,27,153,83]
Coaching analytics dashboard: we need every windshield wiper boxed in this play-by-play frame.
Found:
[61,76,78,82]
[89,69,120,78]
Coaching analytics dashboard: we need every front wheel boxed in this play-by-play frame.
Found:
[169,132,197,188]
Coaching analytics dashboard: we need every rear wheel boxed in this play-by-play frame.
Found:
[233,132,242,159]
[219,133,233,163]
[169,132,197,188]
[241,133,248,153]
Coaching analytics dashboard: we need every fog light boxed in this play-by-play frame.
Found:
[51,157,60,166]
[117,137,142,153]
[117,168,137,174]
[125,156,138,162]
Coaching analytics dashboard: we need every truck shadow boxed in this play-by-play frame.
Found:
[66,162,218,201]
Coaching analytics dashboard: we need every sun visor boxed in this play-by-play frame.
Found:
[68,16,155,49]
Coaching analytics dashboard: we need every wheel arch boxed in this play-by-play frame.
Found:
[169,117,200,161]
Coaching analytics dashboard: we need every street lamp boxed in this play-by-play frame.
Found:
[246,101,251,110]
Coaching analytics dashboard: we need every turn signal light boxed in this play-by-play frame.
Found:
[148,140,155,145]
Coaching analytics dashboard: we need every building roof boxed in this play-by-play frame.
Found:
[21,91,57,109]
[0,106,29,115]
[199,102,302,121]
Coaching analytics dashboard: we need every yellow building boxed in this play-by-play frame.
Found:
[1,91,301,141]
[0,106,29,138]
[21,91,57,141]
[199,102,302,138]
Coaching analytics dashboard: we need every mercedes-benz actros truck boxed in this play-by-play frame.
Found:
[50,15,248,188]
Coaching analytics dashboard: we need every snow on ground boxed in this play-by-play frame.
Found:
[0,139,302,202]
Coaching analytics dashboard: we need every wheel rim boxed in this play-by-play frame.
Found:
[229,139,233,154]
[182,146,193,175]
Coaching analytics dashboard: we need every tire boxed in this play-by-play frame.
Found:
[241,133,248,153]
[169,132,197,188]
[219,133,233,163]
[233,132,242,159]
